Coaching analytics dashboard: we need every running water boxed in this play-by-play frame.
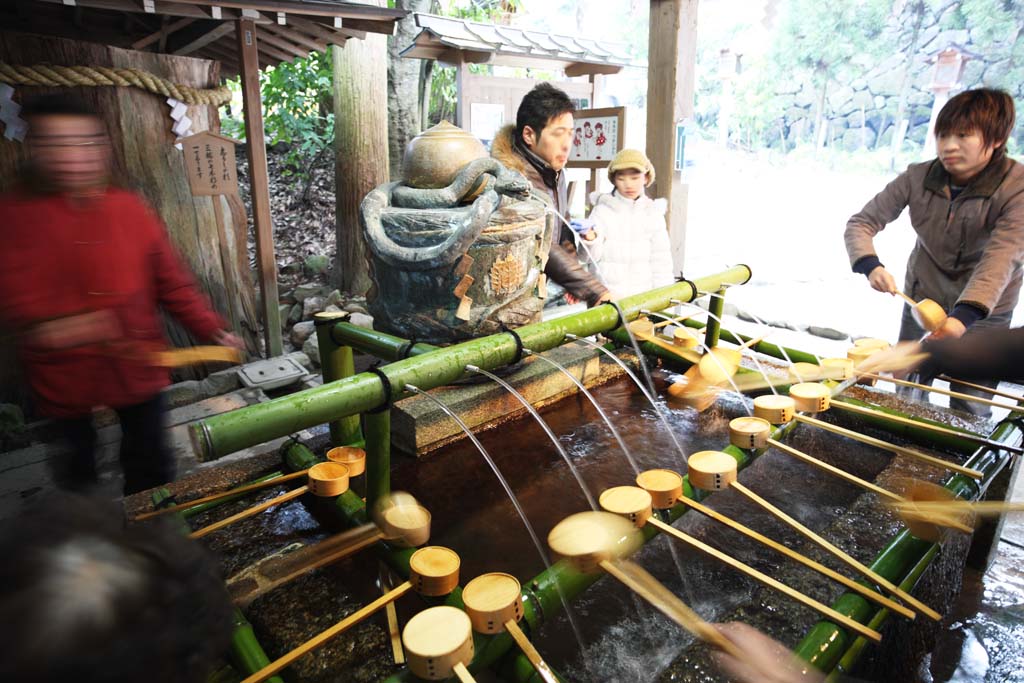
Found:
[523,348,640,476]
[404,383,588,652]
[466,365,599,511]
[522,349,698,610]
[564,333,689,468]
[545,206,658,398]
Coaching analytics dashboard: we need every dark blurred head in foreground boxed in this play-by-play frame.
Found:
[0,495,233,683]
[23,94,111,196]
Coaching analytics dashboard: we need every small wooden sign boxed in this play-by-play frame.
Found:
[181,130,239,196]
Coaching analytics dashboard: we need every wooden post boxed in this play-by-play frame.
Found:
[333,8,389,295]
[237,19,283,357]
[646,0,699,275]
[454,58,469,129]
[586,73,601,208]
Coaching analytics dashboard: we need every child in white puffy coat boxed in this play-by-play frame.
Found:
[575,149,675,297]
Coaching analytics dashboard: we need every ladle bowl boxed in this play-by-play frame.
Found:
[599,486,654,528]
[307,462,351,497]
[462,573,524,634]
[891,479,972,542]
[326,446,366,477]
[789,382,831,413]
[729,417,772,450]
[635,469,684,509]
[402,606,475,681]
[547,511,642,573]
[687,451,738,491]
[373,492,432,547]
[911,298,947,332]
[753,394,795,424]
[408,546,461,596]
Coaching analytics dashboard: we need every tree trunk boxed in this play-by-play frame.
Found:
[333,9,388,295]
[387,0,432,181]
[0,30,260,412]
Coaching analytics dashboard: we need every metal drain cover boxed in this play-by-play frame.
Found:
[237,357,310,390]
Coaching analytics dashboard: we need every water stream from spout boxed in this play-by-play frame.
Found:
[523,348,640,476]
[564,334,688,468]
[404,383,588,651]
[466,365,599,511]
[546,206,657,398]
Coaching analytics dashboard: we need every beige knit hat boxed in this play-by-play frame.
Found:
[607,148,655,186]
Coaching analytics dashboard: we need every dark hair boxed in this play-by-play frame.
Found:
[22,93,101,120]
[935,88,1016,151]
[0,495,233,683]
[516,82,575,141]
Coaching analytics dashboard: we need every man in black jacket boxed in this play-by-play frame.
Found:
[491,83,614,306]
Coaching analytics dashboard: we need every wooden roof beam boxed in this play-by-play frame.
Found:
[256,40,294,63]
[259,20,327,52]
[153,0,404,23]
[286,14,359,42]
[172,20,233,54]
[254,25,309,58]
[131,15,196,49]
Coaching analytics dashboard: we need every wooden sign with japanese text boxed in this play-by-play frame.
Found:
[181,131,238,196]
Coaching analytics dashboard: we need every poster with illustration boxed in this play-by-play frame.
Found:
[567,107,625,169]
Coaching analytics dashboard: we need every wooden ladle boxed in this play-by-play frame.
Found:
[599,484,882,642]
[462,573,557,683]
[895,292,947,332]
[190,462,350,539]
[239,546,462,683]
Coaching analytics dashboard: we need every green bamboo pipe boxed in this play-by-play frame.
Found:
[315,313,362,445]
[704,286,726,350]
[193,266,753,460]
[362,408,391,512]
[330,322,439,361]
[792,415,1022,673]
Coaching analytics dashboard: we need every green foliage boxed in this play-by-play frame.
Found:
[220,49,334,197]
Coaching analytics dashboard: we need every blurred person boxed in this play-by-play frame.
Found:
[0,94,243,495]
[578,148,674,296]
[844,88,1023,416]
[0,493,233,683]
[713,622,836,683]
[860,326,1023,383]
[491,82,614,307]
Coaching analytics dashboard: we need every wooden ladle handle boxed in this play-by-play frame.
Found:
[896,291,918,306]
[452,662,477,683]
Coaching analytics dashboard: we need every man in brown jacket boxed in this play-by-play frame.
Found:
[492,83,613,307]
[845,88,1024,415]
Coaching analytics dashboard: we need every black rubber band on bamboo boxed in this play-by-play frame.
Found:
[503,327,525,365]
[608,300,627,331]
[398,336,419,360]
[679,278,698,303]
[367,365,393,413]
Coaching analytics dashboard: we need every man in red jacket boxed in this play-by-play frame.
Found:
[0,95,242,495]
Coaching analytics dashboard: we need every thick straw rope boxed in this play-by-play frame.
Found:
[0,63,232,106]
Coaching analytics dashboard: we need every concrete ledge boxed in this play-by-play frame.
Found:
[392,343,631,456]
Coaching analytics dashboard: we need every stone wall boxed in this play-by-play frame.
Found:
[765,1,1023,152]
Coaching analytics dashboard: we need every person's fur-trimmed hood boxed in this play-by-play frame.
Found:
[490,124,528,176]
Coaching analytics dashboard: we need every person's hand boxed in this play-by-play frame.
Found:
[582,229,597,241]
[565,292,580,305]
[854,341,926,379]
[569,218,596,236]
[867,265,897,294]
[712,622,825,683]
[212,329,245,350]
[925,316,966,341]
